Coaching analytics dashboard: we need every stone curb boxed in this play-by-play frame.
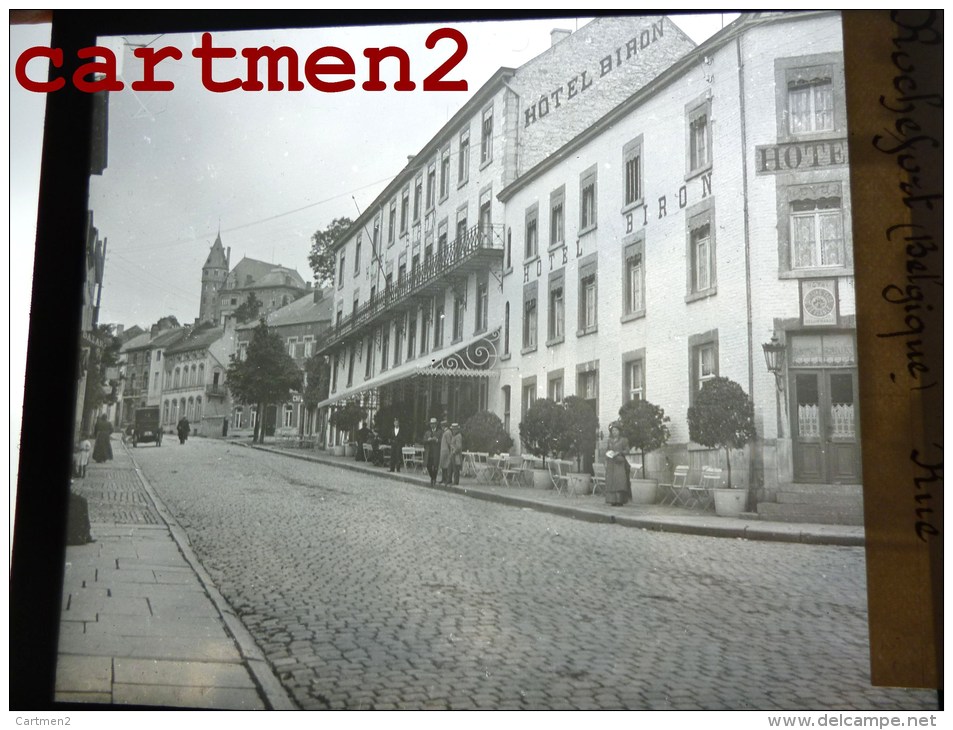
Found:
[243,442,865,548]
[125,443,298,710]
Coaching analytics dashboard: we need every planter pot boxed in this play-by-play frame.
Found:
[713,488,748,517]
[629,477,658,505]
[567,473,592,496]
[531,468,552,489]
[332,445,346,457]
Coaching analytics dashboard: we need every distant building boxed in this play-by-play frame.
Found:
[199,232,309,325]
[232,288,333,439]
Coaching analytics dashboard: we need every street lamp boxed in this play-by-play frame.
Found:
[762,334,785,393]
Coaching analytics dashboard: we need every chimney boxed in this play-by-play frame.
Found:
[407,155,415,164]
[551,28,571,47]
[151,323,160,338]
[313,288,323,303]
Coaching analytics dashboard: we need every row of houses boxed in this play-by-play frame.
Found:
[315,12,859,498]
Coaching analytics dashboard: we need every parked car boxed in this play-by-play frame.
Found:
[133,406,162,447]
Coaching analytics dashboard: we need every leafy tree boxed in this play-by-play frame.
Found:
[233,292,263,323]
[226,319,302,443]
[687,376,757,488]
[83,324,121,419]
[329,401,366,442]
[462,410,513,455]
[518,398,567,466]
[618,399,671,479]
[308,217,353,287]
[154,315,180,329]
[561,396,599,472]
[302,354,330,410]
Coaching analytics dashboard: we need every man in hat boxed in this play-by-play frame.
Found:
[422,417,441,487]
[450,422,464,485]
[439,419,453,486]
[388,417,406,472]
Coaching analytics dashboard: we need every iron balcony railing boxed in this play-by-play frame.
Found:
[206,384,227,397]
[318,223,505,353]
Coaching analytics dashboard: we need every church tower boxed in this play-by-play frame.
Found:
[199,232,230,324]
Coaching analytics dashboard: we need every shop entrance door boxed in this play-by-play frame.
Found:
[791,369,860,483]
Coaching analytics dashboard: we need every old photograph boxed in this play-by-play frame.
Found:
[10,11,941,716]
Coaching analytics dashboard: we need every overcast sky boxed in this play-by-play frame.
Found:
[11,14,737,336]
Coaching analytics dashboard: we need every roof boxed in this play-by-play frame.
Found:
[165,324,226,355]
[203,232,228,269]
[237,289,333,331]
[499,11,835,201]
[119,331,152,352]
[151,327,187,349]
[224,256,307,291]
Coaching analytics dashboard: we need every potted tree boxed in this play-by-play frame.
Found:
[518,398,567,489]
[617,398,671,504]
[561,396,599,495]
[462,411,513,455]
[687,376,758,516]
[328,401,366,457]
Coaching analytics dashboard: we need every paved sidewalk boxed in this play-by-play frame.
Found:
[251,442,866,547]
[56,438,295,709]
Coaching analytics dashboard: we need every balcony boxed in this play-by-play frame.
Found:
[318,224,504,354]
[206,384,228,398]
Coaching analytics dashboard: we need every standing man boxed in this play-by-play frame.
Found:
[388,417,406,473]
[177,416,191,445]
[450,423,464,485]
[422,417,441,487]
[439,419,453,486]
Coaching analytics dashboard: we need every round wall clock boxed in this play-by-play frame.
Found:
[804,286,835,318]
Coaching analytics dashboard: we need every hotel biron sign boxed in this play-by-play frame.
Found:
[755,137,849,175]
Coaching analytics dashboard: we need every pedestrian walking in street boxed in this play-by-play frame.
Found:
[439,419,453,485]
[422,417,441,487]
[604,421,632,506]
[388,417,406,472]
[177,416,191,445]
[92,414,113,463]
[450,423,464,485]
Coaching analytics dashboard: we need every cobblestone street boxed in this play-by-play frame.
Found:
[130,438,936,711]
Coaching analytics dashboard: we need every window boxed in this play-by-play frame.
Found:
[480,105,493,165]
[238,342,247,361]
[624,237,645,318]
[503,302,510,355]
[407,312,417,360]
[372,214,381,257]
[475,279,488,334]
[788,70,834,134]
[352,295,360,317]
[686,202,716,298]
[689,331,719,401]
[577,254,597,335]
[623,356,644,403]
[426,162,436,210]
[548,270,565,345]
[548,372,564,403]
[502,385,511,434]
[579,166,597,232]
[456,206,468,245]
[521,378,537,418]
[434,298,445,349]
[791,197,845,268]
[347,345,356,386]
[623,136,643,208]
[453,293,465,343]
[331,353,339,391]
[437,220,448,258]
[523,289,538,352]
[478,187,492,242]
[687,100,712,175]
[550,186,565,248]
[440,145,451,201]
[388,200,397,245]
[337,252,346,288]
[400,188,409,234]
[287,337,298,357]
[393,317,403,367]
[354,234,362,275]
[576,365,599,415]
[304,336,314,358]
[380,327,389,372]
[525,204,539,260]
[284,403,295,428]
[365,336,374,379]
[413,174,423,222]
[458,128,470,184]
[420,300,431,355]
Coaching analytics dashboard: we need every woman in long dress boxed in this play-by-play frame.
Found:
[92,414,113,463]
[604,422,631,506]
